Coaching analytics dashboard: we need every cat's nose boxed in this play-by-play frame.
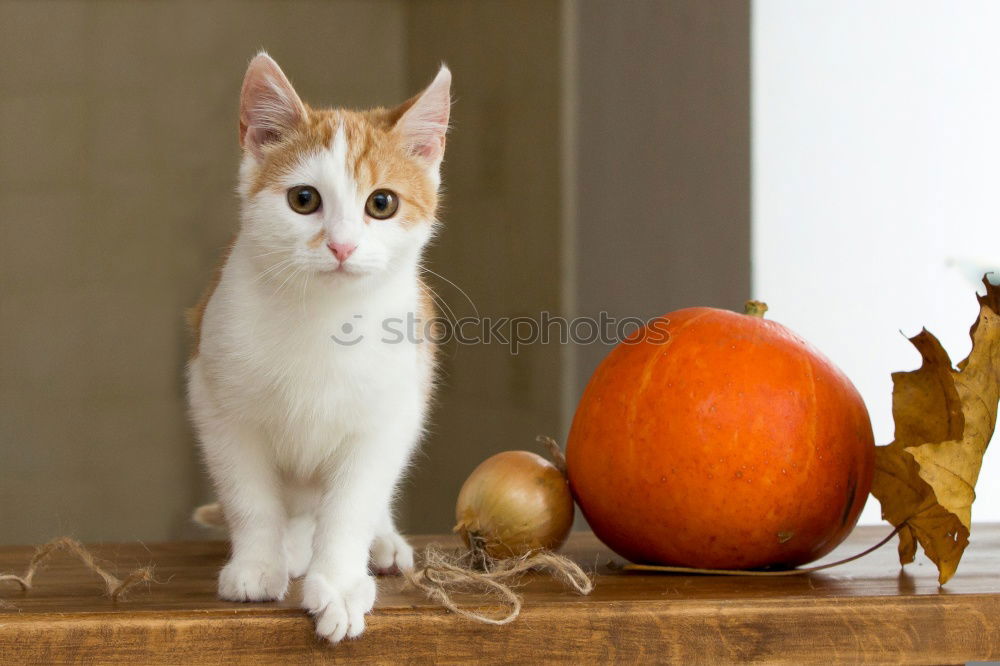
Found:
[327,242,357,262]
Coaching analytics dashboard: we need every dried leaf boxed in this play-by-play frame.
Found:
[872,276,1000,584]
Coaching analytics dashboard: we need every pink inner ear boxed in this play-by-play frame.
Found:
[396,67,451,163]
[244,125,281,149]
[239,54,305,152]
[413,135,445,160]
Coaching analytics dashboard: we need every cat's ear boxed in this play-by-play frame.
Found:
[239,52,306,155]
[392,65,452,172]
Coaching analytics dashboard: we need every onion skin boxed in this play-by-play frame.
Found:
[455,451,574,559]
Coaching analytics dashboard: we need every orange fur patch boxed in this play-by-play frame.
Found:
[307,230,326,249]
[187,237,235,360]
[250,105,438,227]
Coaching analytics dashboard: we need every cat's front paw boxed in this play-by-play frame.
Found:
[218,559,289,602]
[302,572,377,643]
[371,531,414,575]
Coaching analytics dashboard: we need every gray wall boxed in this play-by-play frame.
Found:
[569,0,752,400]
[401,1,567,532]
[0,0,750,545]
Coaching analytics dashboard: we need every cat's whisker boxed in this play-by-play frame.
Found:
[254,258,295,284]
[272,266,300,300]
[251,248,295,260]
[420,266,480,318]
[420,281,458,327]
[253,258,291,279]
[257,263,296,299]
[299,270,311,317]
[422,291,455,330]
[417,279,452,318]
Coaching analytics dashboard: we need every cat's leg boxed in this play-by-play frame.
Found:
[205,424,289,602]
[191,374,288,601]
[371,510,414,575]
[302,426,416,643]
[286,514,315,579]
[283,482,320,579]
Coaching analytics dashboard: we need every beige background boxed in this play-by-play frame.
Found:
[0,0,749,544]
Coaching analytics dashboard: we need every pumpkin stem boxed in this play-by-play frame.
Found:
[744,300,769,318]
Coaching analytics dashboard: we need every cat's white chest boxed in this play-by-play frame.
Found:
[201,264,423,472]
[267,323,415,466]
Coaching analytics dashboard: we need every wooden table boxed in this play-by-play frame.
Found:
[1,526,998,664]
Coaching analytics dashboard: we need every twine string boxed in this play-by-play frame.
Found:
[0,537,154,603]
[403,545,594,625]
[622,524,905,576]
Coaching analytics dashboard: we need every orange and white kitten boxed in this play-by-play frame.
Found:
[187,53,449,643]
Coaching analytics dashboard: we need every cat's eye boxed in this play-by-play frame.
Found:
[287,185,322,215]
[365,189,399,220]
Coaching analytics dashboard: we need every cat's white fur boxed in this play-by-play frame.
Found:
[188,53,449,643]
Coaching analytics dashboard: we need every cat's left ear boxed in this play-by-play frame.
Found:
[393,65,452,175]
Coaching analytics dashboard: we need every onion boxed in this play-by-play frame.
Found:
[454,447,574,560]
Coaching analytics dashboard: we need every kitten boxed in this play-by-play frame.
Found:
[187,52,449,643]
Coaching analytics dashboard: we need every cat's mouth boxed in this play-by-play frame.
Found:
[320,262,362,277]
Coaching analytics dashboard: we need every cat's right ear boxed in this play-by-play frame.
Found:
[239,52,306,156]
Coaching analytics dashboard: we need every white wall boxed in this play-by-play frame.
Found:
[753,0,1000,524]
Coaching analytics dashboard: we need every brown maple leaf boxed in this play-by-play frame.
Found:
[871,276,1000,584]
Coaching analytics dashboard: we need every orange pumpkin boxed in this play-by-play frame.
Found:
[566,303,874,569]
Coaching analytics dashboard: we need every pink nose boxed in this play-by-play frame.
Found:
[327,242,357,262]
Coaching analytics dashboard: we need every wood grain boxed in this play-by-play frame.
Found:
[1,526,998,663]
